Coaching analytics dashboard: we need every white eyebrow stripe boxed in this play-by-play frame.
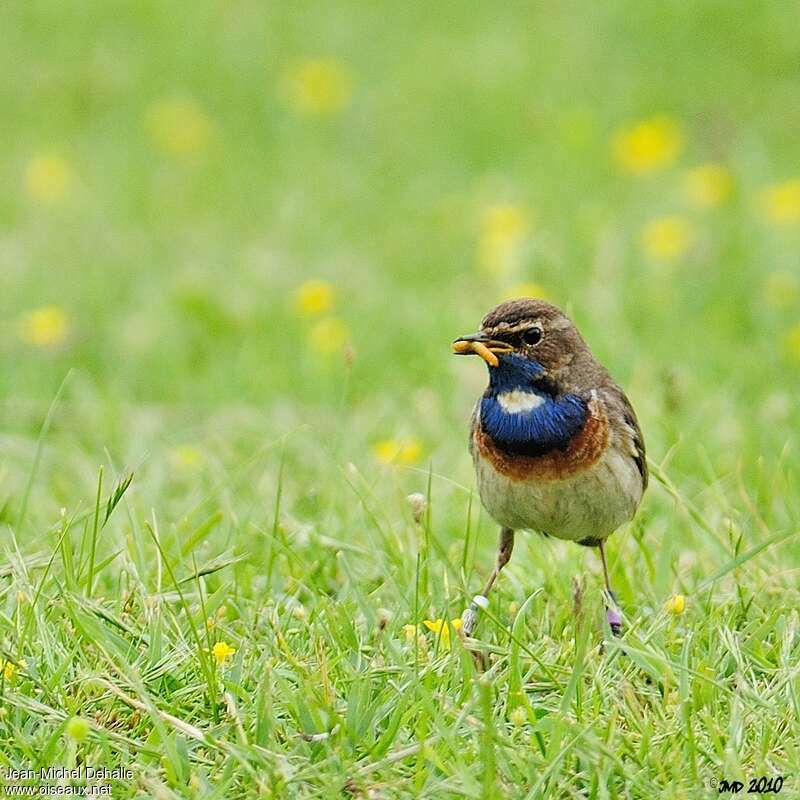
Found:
[497,390,546,413]
[484,316,570,336]
[487,320,539,335]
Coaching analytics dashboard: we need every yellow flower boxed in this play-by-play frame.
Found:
[483,204,528,241]
[785,323,800,362]
[758,179,800,225]
[293,280,335,316]
[145,99,213,160]
[402,624,417,642]
[683,164,733,209]
[2,661,18,681]
[641,216,693,261]
[18,306,70,347]
[665,594,686,615]
[24,155,73,203]
[612,116,683,176]
[170,445,204,470]
[478,203,532,276]
[422,618,462,651]
[211,641,236,666]
[373,437,423,465]
[502,282,549,301]
[307,316,350,355]
[764,271,799,310]
[282,59,353,116]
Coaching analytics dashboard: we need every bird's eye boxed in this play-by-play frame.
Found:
[521,327,542,346]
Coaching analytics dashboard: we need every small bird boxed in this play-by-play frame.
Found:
[452,298,647,637]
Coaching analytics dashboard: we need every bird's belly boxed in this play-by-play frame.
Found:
[474,445,642,541]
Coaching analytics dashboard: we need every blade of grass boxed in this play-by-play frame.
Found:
[144,519,219,721]
[17,370,72,531]
[86,466,103,598]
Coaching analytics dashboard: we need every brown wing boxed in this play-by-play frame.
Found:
[603,384,648,490]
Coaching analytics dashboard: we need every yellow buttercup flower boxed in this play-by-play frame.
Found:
[18,306,70,347]
[308,316,350,355]
[282,59,353,116]
[422,618,462,651]
[483,205,528,242]
[145,99,213,160]
[170,445,204,470]
[665,594,686,615]
[641,216,693,261]
[758,179,800,225]
[373,437,423,465]
[478,203,531,276]
[785,323,800,363]
[502,282,549,301]
[1,659,25,681]
[211,641,236,666]
[764,271,799,310]
[684,164,733,209]
[293,280,335,316]
[613,116,683,176]
[24,155,73,204]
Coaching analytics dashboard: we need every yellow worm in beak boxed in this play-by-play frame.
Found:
[451,339,499,367]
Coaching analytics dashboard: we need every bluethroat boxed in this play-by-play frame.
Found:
[453,298,647,636]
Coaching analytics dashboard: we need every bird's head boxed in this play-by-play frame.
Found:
[452,298,591,391]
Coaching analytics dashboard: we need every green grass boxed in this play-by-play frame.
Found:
[2,1,800,797]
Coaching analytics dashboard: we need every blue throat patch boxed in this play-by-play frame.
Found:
[480,354,588,456]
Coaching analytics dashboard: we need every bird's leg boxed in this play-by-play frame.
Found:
[462,527,515,637]
[598,540,622,636]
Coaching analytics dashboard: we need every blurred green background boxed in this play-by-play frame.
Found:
[3,3,800,793]
[2,0,800,531]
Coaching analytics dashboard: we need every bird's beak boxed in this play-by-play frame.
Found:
[451,332,513,367]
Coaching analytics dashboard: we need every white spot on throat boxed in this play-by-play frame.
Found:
[497,389,545,414]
